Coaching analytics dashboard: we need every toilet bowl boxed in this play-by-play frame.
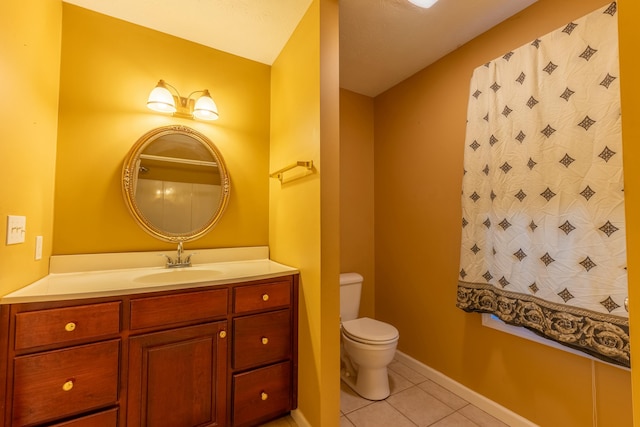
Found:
[340,273,399,401]
[341,317,399,400]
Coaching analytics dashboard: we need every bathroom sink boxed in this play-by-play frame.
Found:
[134,268,222,285]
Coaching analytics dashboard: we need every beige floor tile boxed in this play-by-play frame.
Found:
[458,405,509,427]
[341,415,356,427]
[388,368,414,395]
[417,379,468,410]
[345,401,416,427]
[430,412,479,427]
[341,380,374,414]
[388,360,427,384]
[386,386,456,427]
[339,358,515,427]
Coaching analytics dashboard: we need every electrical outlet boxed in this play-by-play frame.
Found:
[6,215,26,245]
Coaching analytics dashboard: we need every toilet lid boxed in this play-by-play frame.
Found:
[342,317,399,344]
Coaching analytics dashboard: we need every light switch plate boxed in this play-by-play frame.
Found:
[6,215,26,245]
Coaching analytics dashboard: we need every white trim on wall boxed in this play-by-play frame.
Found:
[394,350,539,427]
[482,314,629,371]
[290,409,311,427]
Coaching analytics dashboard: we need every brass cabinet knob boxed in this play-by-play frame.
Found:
[261,392,268,401]
[219,330,227,339]
[62,380,74,391]
[65,322,76,332]
[261,337,269,345]
[262,294,269,302]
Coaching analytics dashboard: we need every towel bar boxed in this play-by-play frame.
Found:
[269,160,314,183]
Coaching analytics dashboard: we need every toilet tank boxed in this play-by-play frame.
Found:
[340,272,363,322]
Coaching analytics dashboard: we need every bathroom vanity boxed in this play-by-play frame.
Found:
[0,126,301,425]
[0,249,298,427]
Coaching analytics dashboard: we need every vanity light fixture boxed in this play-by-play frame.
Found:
[147,79,219,121]
[407,0,438,8]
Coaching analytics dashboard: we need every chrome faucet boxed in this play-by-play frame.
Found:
[177,241,183,260]
[164,241,194,268]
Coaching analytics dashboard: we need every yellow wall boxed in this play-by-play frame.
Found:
[318,0,341,424]
[55,4,271,255]
[0,0,61,295]
[269,0,340,425]
[618,0,640,424]
[340,89,375,318]
[371,0,632,426]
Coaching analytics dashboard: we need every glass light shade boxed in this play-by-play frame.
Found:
[193,92,219,121]
[147,82,176,113]
[408,0,438,8]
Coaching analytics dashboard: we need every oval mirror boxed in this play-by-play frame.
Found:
[122,125,230,242]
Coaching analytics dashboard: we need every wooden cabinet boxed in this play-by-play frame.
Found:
[233,281,291,314]
[6,302,121,427]
[232,362,291,427]
[13,340,120,426]
[127,322,227,427]
[0,274,298,427]
[230,280,297,427]
[129,288,228,331]
[233,310,291,371]
[48,408,119,427]
[14,302,120,351]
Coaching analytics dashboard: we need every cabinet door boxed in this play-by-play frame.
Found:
[127,322,227,427]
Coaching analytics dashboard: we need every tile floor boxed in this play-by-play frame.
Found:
[261,356,510,427]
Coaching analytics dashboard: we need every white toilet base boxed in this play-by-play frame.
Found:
[341,365,390,400]
[340,329,398,401]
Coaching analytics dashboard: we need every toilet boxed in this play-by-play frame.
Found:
[340,272,399,401]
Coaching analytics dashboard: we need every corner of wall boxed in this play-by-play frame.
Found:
[0,0,62,295]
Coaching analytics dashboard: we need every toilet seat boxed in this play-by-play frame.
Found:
[342,317,399,345]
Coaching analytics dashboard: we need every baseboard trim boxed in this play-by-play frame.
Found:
[394,351,538,427]
[290,408,311,427]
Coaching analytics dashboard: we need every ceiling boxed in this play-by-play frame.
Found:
[63,0,537,97]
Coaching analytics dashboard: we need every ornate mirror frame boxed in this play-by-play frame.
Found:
[122,125,230,242]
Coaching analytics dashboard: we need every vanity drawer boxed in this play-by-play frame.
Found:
[130,288,228,330]
[14,302,121,351]
[13,339,120,426]
[49,407,118,426]
[233,281,291,314]
[232,361,291,427]
[233,309,291,370]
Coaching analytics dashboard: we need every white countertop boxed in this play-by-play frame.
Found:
[1,247,298,304]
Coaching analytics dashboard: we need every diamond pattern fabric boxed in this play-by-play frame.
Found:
[456,2,629,366]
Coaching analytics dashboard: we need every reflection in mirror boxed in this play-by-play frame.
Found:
[122,125,230,242]
[136,134,220,234]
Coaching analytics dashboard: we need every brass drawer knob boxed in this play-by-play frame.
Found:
[262,294,269,302]
[261,337,269,345]
[219,330,227,339]
[62,380,74,391]
[65,322,76,332]
[261,392,268,401]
